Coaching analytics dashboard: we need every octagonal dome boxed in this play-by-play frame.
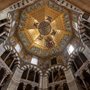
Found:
[16,0,73,58]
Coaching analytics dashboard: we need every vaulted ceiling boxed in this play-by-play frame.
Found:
[16,0,73,58]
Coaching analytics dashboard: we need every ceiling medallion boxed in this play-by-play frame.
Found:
[38,20,51,35]
[34,16,55,48]
[34,16,52,35]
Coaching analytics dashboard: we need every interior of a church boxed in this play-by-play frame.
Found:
[0,0,90,90]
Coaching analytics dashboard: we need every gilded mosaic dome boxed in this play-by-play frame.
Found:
[15,0,73,58]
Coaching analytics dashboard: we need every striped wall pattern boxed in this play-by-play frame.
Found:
[78,13,90,48]
[4,45,20,68]
[9,0,37,11]
[7,0,83,14]
[21,64,43,76]
[54,0,83,14]
[45,64,67,76]
[0,13,12,45]
[67,46,85,68]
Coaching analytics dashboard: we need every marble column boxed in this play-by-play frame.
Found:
[39,75,43,90]
[42,75,48,90]
[0,44,5,56]
[65,68,79,90]
[7,67,23,90]
[83,46,90,61]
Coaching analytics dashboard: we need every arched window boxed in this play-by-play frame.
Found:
[1,50,18,70]
[27,69,35,81]
[35,71,39,83]
[85,27,90,37]
[1,50,10,60]
[20,66,40,90]
[70,52,88,73]
[81,20,90,37]
[74,56,82,69]
[0,19,7,35]
[67,45,74,55]
[0,25,5,34]
[15,44,21,53]
[31,56,38,65]
[82,21,90,29]
[21,69,28,79]
[48,67,68,90]
[79,52,87,62]
[5,55,14,67]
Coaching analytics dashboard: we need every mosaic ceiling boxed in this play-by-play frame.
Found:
[17,0,73,58]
